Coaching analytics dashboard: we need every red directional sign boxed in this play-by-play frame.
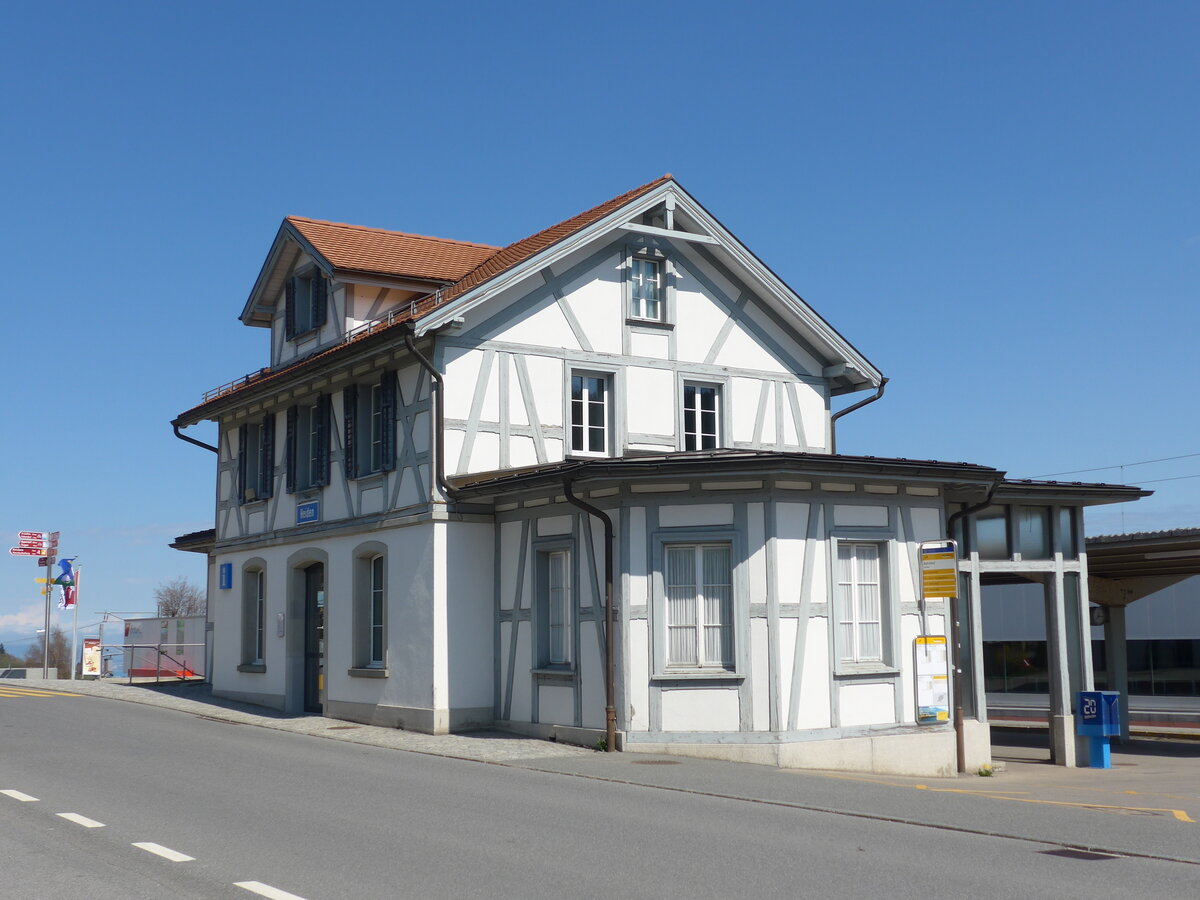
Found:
[17,539,49,550]
[18,531,49,542]
[9,547,43,557]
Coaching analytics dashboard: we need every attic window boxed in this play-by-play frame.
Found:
[630,258,662,320]
[285,269,328,339]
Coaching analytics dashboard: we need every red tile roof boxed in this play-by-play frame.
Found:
[286,216,498,283]
[178,175,674,422]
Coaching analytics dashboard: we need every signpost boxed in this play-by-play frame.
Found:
[913,540,958,728]
[11,530,61,679]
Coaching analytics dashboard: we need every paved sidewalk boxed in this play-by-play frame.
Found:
[42,678,593,763]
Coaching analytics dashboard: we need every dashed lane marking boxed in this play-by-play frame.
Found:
[57,813,105,828]
[0,790,39,802]
[133,842,195,862]
[234,881,308,899]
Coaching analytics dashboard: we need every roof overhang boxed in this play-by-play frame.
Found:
[170,528,216,555]
[995,480,1151,508]
[415,179,883,394]
[1086,528,1200,579]
[450,450,999,501]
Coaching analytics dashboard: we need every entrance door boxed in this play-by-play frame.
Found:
[303,563,325,713]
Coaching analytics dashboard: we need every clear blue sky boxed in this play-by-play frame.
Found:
[1,1,1197,647]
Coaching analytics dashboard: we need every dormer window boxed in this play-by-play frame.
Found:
[284,268,328,339]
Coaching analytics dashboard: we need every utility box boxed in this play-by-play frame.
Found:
[1077,691,1121,737]
[1077,691,1120,768]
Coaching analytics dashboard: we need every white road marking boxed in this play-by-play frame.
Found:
[1,790,39,802]
[57,812,105,828]
[132,842,195,862]
[234,881,308,899]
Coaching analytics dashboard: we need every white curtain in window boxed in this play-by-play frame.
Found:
[666,546,697,665]
[838,542,882,663]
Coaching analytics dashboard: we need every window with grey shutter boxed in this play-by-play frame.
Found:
[237,423,248,502]
[285,406,297,494]
[343,384,358,480]
[260,414,275,499]
[284,278,296,340]
[312,274,327,328]
[315,394,331,486]
[380,370,396,471]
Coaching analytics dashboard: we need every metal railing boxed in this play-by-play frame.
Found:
[121,642,207,684]
[197,294,441,404]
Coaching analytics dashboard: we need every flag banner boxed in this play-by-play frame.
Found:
[57,565,78,610]
[55,558,77,585]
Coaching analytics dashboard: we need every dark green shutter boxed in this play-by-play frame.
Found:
[343,385,358,480]
[237,424,248,503]
[380,370,396,471]
[284,277,296,339]
[285,406,297,494]
[312,274,328,328]
[315,394,331,486]
[261,414,275,499]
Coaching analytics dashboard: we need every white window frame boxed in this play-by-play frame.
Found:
[296,401,321,490]
[630,257,663,320]
[239,564,267,672]
[681,382,721,451]
[663,540,735,671]
[354,382,384,476]
[568,371,611,457]
[533,541,575,672]
[832,539,895,671]
[546,549,572,667]
[368,554,385,667]
[252,570,265,665]
[625,245,673,325]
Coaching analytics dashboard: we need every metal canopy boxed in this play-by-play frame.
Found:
[1086,528,1200,579]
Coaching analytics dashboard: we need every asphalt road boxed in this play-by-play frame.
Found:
[2,690,1198,899]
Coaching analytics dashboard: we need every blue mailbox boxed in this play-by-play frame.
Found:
[1077,690,1121,768]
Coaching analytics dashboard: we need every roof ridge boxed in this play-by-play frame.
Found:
[286,216,500,250]
[451,174,675,284]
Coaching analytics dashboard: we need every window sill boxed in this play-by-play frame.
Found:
[653,670,743,683]
[289,328,319,344]
[625,317,674,331]
[237,663,266,674]
[348,471,385,486]
[532,667,576,682]
[834,665,900,679]
[348,667,388,679]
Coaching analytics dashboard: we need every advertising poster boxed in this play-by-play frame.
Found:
[914,635,949,724]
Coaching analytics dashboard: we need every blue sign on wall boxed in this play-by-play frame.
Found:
[297,501,320,525]
[219,563,232,590]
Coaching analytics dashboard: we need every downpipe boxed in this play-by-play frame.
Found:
[172,421,218,454]
[829,378,888,454]
[563,481,617,752]
[402,328,457,503]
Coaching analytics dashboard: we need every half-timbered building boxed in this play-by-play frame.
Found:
[173,176,1144,774]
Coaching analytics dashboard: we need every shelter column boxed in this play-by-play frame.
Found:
[1044,575,1077,766]
[1103,606,1130,743]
